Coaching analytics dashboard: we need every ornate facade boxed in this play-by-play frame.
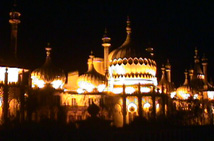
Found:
[0,5,214,127]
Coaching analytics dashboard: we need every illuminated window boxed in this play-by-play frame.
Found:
[88,98,93,105]
[71,98,76,106]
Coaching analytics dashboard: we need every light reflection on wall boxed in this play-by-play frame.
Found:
[51,80,64,89]
[207,91,214,100]
[0,67,23,84]
[31,76,45,88]
[78,81,106,93]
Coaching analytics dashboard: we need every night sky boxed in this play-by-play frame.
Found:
[0,1,214,86]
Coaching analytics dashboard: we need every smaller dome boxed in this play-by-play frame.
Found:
[176,85,191,99]
[31,46,66,89]
[78,54,107,92]
[176,70,191,99]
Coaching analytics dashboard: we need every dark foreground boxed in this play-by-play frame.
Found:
[0,121,213,141]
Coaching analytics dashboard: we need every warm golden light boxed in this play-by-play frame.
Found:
[77,88,84,94]
[156,103,160,112]
[170,92,176,98]
[0,68,6,82]
[0,67,23,84]
[97,84,106,92]
[144,102,150,108]
[179,93,190,100]
[128,103,137,112]
[125,87,135,94]
[112,88,123,94]
[143,102,150,112]
[193,94,198,99]
[0,97,2,107]
[31,76,45,88]
[51,80,64,89]
[78,81,95,92]
[8,68,19,83]
[140,87,151,93]
[207,91,214,100]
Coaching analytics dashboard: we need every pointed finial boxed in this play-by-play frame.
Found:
[202,53,208,62]
[89,50,94,59]
[161,64,165,70]
[45,43,52,57]
[194,47,200,63]
[195,47,198,56]
[13,0,17,8]
[183,69,189,85]
[9,0,21,24]
[103,27,108,37]
[102,28,111,46]
[126,16,131,34]
[184,69,188,74]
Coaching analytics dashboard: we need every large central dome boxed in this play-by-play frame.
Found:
[108,17,157,94]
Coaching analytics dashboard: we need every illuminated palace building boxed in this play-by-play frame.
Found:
[0,6,214,127]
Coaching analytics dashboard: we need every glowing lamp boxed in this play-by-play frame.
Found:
[0,67,24,84]
[97,84,106,92]
[125,87,135,94]
[193,94,198,99]
[112,88,123,94]
[143,102,151,112]
[156,103,160,112]
[140,87,151,93]
[207,91,214,100]
[128,103,137,112]
[77,88,84,94]
[51,80,63,89]
[170,92,176,98]
[144,102,151,108]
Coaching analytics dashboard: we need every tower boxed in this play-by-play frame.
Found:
[165,59,171,83]
[202,54,208,83]
[102,28,111,76]
[9,2,21,59]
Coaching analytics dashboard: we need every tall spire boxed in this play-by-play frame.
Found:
[121,16,131,46]
[45,43,52,65]
[9,1,21,59]
[88,51,95,71]
[165,59,171,83]
[202,53,208,83]
[102,28,111,76]
[183,70,189,85]
[194,47,199,63]
[126,16,131,35]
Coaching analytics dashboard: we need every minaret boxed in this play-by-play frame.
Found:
[102,28,111,76]
[124,16,131,44]
[202,54,208,83]
[45,43,52,64]
[159,64,168,94]
[165,59,171,83]
[194,48,199,63]
[189,67,194,81]
[88,51,95,71]
[183,70,189,85]
[9,2,21,59]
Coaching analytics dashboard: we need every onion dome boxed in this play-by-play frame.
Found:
[176,70,192,99]
[110,17,150,60]
[78,52,107,92]
[31,44,66,89]
[108,17,157,89]
[158,65,171,94]
[159,65,169,85]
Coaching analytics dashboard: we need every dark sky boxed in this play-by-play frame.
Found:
[0,0,214,86]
